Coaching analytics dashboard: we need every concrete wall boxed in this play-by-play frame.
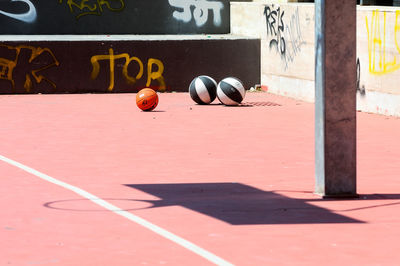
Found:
[232,2,400,116]
[358,7,400,115]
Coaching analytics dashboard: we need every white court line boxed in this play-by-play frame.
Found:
[0,154,234,266]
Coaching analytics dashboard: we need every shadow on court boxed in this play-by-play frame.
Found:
[125,183,364,225]
[42,183,400,225]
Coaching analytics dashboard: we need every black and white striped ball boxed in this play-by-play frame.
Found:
[189,76,217,105]
[217,77,246,106]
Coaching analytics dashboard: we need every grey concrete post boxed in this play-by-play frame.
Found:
[315,0,357,198]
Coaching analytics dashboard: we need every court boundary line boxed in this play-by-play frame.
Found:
[0,154,233,266]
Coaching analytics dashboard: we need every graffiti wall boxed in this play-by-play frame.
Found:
[263,4,314,76]
[231,2,400,116]
[359,8,400,94]
[0,37,260,94]
[260,3,315,102]
[0,0,230,34]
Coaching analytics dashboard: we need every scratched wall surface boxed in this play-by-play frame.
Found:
[0,0,230,34]
[0,38,260,94]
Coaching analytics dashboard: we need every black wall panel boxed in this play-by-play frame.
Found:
[0,38,260,94]
[0,0,230,34]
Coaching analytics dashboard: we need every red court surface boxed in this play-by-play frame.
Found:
[1,92,400,265]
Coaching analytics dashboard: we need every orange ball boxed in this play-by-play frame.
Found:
[136,88,159,111]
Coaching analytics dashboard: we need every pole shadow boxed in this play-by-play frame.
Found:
[125,183,364,225]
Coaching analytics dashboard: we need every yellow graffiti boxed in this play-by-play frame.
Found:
[90,48,166,91]
[366,10,400,75]
[0,57,16,88]
[395,11,400,55]
[0,45,59,92]
[58,0,125,19]
[147,59,166,91]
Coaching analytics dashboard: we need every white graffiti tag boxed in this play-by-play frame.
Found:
[0,0,37,23]
[168,0,223,27]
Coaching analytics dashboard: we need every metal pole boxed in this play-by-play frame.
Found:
[315,0,358,198]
